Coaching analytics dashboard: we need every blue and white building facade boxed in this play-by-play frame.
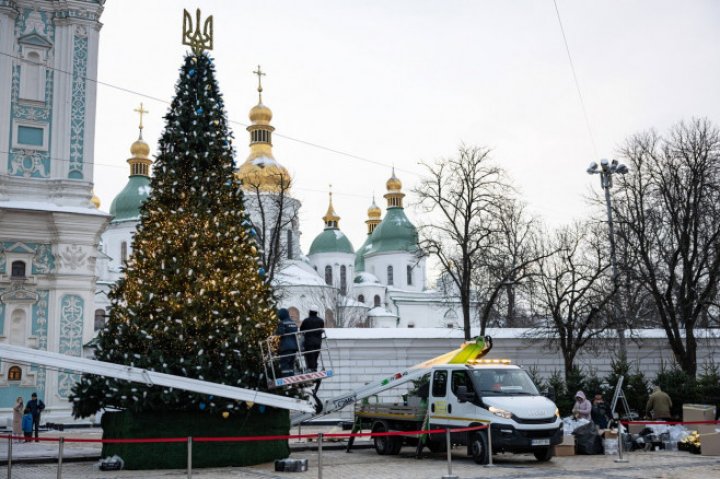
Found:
[0,0,108,416]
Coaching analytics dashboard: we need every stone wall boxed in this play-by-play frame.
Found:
[317,328,720,419]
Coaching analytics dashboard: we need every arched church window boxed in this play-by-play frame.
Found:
[373,295,381,308]
[11,260,26,278]
[8,366,22,382]
[387,265,394,285]
[340,265,347,294]
[287,230,293,260]
[324,265,333,286]
[358,294,365,304]
[94,309,107,332]
[407,265,413,286]
[120,241,127,264]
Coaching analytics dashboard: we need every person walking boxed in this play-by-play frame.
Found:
[646,385,673,421]
[572,391,592,420]
[26,392,45,442]
[300,305,325,372]
[21,408,33,443]
[275,308,299,377]
[12,396,24,443]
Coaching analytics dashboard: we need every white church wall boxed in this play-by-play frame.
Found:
[389,292,473,329]
[364,250,425,292]
[307,251,354,293]
[100,221,136,274]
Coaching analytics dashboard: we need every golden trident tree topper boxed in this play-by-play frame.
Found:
[182,8,213,55]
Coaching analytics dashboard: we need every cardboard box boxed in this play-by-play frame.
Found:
[683,404,717,423]
[604,429,619,440]
[561,434,575,446]
[628,423,647,434]
[553,444,575,456]
[701,432,720,456]
[693,424,720,435]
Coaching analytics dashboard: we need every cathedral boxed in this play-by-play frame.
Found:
[0,0,466,419]
[96,78,467,331]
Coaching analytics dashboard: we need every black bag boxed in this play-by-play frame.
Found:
[573,422,604,455]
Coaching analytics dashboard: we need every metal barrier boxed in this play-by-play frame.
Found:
[1,424,489,479]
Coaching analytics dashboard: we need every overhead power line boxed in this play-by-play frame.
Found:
[552,0,599,160]
[0,50,417,177]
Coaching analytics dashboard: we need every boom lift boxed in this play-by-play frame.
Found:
[0,343,316,412]
[289,336,494,425]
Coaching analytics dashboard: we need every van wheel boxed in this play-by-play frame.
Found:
[470,432,489,465]
[373,422,402,455]
[533,447,553,462]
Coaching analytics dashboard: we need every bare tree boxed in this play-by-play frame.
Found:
[533,221,615,381]
[474,199,550,330]
[613,119,720,376]
[414,145,511,339]
[241,173,299,285]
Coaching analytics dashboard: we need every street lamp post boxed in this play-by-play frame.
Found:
[587,159,629,359]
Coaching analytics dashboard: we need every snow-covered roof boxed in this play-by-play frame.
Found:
[341,297,368,307]
[367,306,396,317]
[354,272,381,284]
[273,260,326,286]
[0,200,109,217]
[252,155,282,167]
[324,327,720,340]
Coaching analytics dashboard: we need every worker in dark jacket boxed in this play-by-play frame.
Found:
[275,308,299,377]
[300,305,325,371]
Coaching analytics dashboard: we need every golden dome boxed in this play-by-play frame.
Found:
[235,159,290,192]
[130,138,150,158]
[368,198,381,219]
[386,168,402,191]
[323,191,340,227]
[91,190,101,208]
[249,103,272,125]
[236,67,291,193]
[384,168,405,208]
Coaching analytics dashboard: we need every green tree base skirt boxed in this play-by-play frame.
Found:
[101,408,290,469]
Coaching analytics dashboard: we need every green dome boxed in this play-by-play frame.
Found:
[309,228,355,255]
[364,207,419,256]
[109,175,151,223]
[354,235,372,272]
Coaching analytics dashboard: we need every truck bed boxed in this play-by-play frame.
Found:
[355,402,426,422]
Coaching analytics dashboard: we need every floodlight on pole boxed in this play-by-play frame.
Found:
[587,158,629,359]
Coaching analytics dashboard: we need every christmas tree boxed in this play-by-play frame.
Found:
[71,51,277,419]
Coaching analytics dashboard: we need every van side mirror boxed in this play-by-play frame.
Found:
[456,385,475,403]
[545,385,556,401]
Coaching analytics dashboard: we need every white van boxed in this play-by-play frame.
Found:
[354,360,562,463]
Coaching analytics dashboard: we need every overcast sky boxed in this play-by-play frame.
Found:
[93,0,720,255]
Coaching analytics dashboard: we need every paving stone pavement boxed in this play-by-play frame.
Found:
[3,447,720,479]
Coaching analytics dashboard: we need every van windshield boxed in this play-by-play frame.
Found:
[469,369,540,396]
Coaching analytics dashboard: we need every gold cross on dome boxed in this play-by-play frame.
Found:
[253,65,266,102]
[133,102,149,131]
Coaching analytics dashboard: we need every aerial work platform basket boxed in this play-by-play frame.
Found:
[260,328,334,389]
